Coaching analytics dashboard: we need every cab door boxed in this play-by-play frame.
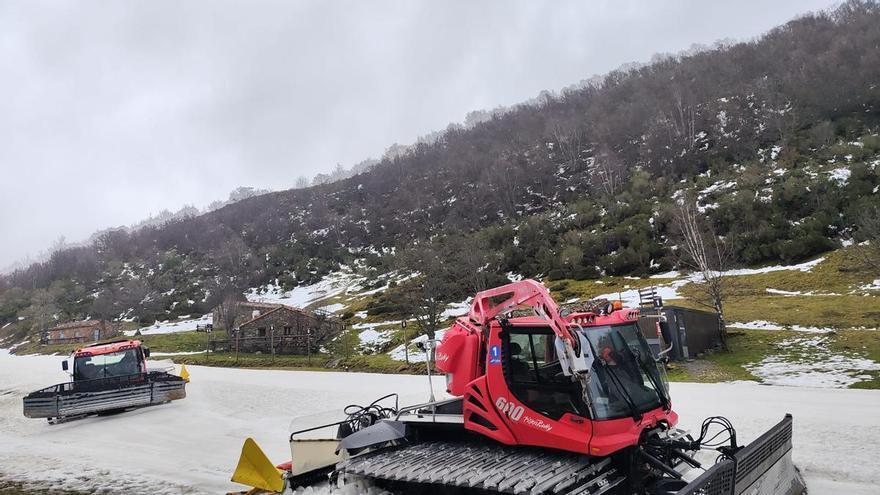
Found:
[483,322,593,454]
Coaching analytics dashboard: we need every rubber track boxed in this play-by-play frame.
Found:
[340,441,625,495]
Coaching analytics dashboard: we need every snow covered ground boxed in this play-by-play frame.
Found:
[745,334,880,388]
[0,349,877,494]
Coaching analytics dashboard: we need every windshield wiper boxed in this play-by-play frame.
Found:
[598,356,642,422]
[613,330,669,410]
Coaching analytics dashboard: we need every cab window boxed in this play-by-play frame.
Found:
[504,327,586,420]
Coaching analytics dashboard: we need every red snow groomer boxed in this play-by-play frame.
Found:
[232,280,805,495]
[23,339,187,423]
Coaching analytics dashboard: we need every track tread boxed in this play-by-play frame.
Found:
[340,440,622,494]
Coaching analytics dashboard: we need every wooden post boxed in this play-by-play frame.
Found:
[307,328,312,366]
[270,324,275,364]
[401,319,409,364]
[234,327,240,364]
[205,329,210,363]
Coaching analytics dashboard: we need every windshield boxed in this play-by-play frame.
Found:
[74,349,141,380]
[578,324,665,420]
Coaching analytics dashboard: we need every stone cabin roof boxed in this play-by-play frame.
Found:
[238,305,311,329]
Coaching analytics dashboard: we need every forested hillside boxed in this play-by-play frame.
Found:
[2,1,879,335]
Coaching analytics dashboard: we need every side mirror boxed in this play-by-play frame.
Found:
[143,347,151,358]
[61,360,68,371]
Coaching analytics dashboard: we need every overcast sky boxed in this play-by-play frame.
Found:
[0,0,836,269]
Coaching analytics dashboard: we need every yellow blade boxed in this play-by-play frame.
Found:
[231,438,284,493]
[179,364,190,382]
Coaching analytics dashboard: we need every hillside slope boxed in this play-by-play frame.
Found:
[1,1,879,333]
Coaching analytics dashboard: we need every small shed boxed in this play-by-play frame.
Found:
[638,306,721,360]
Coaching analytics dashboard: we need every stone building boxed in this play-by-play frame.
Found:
[212,301,283,330]
[42,320,118,345]
[213,301,343,354]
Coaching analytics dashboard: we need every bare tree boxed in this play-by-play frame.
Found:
[399,244,455,339]
[23,288,59,337]
[215,289,242,359]
[552,124,584,170]
[674,199,731,349]
[591,147,625,196]
[850,206,880,273]
[216,291,241,334]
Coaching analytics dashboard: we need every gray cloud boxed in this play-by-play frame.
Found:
[0,0,835,267]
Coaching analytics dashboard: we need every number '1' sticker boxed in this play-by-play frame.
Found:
[489,345,501,364]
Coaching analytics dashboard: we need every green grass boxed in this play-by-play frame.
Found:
[173,350,426,374]
[13,330,228,357]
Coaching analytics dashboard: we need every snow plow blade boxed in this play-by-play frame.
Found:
[231,437,285,493]
[678,414,805,495]
[22,371,187,421]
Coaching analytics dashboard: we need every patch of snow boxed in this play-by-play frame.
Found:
[247,269,365,309]
[441,300,471,319]
[319,303,346,314]
[351,321,399,331]
[125,314,212,336]
[698,180,736,198]
[827,167,851,186]
[728,321,784,331]
[6,339,31,352]
[650,271,680,279]
[860,279,880,291]
[358,329,393,353]
[717,257,824,277]
[388,329,447,363]
[727,320,835,333]
[765,288,840,297]
[746,335,880,388]
[596,279,688,307]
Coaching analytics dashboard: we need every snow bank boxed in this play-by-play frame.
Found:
[125,313,212,336]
